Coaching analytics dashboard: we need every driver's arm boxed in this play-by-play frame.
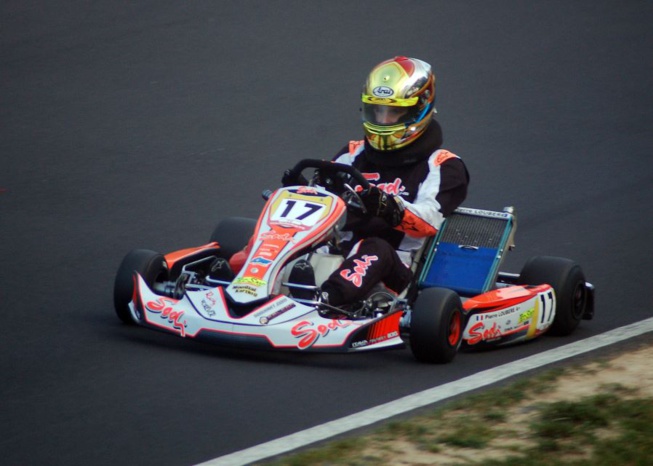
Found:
[396,153,469,237]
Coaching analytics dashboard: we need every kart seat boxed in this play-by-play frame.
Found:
[418,207,516,297]
[279,252,343,298]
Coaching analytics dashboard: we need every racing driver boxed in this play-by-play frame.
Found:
[285,56,470,306]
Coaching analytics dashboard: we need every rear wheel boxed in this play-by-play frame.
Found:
[209,217,257,259]
[518,256,588,336]
[409,287,464,364]
[114,249,168,324]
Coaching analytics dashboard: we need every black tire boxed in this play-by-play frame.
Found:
[209,217,257,259]
[409,287,464,364]
[113,249,168,324]
[518,256,588,336]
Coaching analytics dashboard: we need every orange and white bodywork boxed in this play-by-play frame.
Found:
[225,186,347,305]
[125,184,407,352]
[462,285,556,347]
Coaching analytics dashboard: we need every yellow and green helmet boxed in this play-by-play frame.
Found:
[361,56,436,151]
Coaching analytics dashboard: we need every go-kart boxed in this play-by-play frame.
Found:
[114,159,594,363]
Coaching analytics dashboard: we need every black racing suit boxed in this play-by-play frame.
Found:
[320,120,470,305]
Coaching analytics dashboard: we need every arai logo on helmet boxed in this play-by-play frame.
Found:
[372,86,394,97]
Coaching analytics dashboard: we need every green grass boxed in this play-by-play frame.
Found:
[261,354,653,466]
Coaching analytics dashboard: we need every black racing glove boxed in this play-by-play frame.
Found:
[360,186,405,227]
[281,169,308,187]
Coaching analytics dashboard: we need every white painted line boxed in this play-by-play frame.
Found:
[198,317,653,466]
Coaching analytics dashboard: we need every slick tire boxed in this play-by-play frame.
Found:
[518,256,588,336]
[409,287,464,364]
[114,249,168,324]
[209,217,257,259]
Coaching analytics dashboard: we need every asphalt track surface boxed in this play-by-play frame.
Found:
[1,2,652,465]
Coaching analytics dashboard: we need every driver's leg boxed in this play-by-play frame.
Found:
[320,237,412,306]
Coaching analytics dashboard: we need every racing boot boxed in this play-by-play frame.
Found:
[208,257,235,282]
[288,259,316,300]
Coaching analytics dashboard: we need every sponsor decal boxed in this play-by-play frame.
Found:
[291,319,353,350]
[146,297,187,337]
[352,330,399,349]
[376,178,406,196]
[363,173,381,182]
[372,86,394,97]
[205,291,217,306]
[259,303,296,325]
[467,321,502,345]
[271,218,310,230]
[357,174,407,197]
[518,308,535,324]
[251,256,272,265]
[253,297,295,317]
[201,290,219,316]
[201,299,216,317]
[234,277,266,287]
[364,96,397,104]
[253,243,282,261]
[258,231,295,243]
[475,306,517,321]
[233,285,257,296]
[340,255,378,288]
[457,207,511,219]
[292,260,312,271]
[434,150,457,166]
[296,186,318,195]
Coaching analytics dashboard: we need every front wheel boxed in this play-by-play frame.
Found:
[409,287,464,364]
[113,249,168,324]
[518,256,588,336]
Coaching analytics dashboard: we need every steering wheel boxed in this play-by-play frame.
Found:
[287,159,370,214]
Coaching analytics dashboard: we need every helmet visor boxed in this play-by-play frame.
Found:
[362,95,423,127]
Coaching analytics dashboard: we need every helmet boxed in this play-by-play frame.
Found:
[361,56,436,151]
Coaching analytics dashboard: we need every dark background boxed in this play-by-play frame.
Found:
[2,1,652,465]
